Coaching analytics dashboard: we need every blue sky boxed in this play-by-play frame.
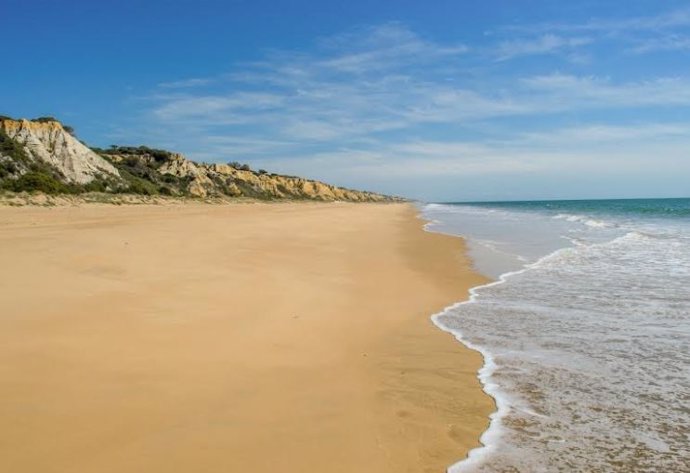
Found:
[3,0,690,201]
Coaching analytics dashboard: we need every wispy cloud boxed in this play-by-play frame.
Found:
[153,92,286,122]
[496,34,592,61]
[630,34,690,53]
[125,13,690,200]
[254,122,690,181]
[522,74,690,108]
[147,25,476,141]
[499,7,690,57]
[157,78,215,89]
[517,122,690,145]
[507,7,690,34]
[151,67,690,142]
[316,23,468,73]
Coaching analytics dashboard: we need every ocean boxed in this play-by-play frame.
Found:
[422,198,690,472]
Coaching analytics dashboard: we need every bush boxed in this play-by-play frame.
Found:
[81,179,108,193]
[162,174,179,184]
[124,156,142,167]
[227,162,251,171]
[4,171,70,194]
[125,179,157,195]
[105,145,172,161]
[0,160,17,178]
[0,129,30,163]
[31,116,60,123]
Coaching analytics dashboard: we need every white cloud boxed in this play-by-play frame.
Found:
[587,7,690,32]
[498,7,690,58]
[630,34,690,53]
[157,78,215,89]
[517,123,690,145]
[153,92,286,122]
[522,74,690,108]
[247,120,690,184]
[508,7,690,34]
[148,20,690,147]
[126,19,690,200]
[496,34,592,61]
[316,23,468,73]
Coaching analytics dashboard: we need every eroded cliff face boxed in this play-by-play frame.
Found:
[197,161,390,201]
[105,151,393,201]
[0,116,396,202]
[0,119,120,184]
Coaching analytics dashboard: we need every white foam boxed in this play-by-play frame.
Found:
[420,204,573,470]
[430,246,575,472]
[552,212,612,228]
[420,202,690,472]
[584,219,608,228]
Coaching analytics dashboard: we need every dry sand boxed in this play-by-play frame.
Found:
[0,202,493,473]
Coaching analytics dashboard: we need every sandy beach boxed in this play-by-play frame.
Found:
[0,202,492,473]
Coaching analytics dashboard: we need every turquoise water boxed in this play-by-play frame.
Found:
[423,198,690,472]
[455,198,690,218]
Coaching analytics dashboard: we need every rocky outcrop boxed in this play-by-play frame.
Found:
[0,118,120,184]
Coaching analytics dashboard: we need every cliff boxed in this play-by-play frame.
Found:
[0,116,396,202]
[0,118,119,184]
[104,149,390,201]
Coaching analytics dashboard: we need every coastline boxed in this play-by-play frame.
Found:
[0,202,492,472]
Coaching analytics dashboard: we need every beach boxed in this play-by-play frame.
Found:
[0,202,492,473]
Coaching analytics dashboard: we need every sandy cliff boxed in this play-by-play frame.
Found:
[0,119,120,184]
[0,116,395,202]
[104,150,393,201]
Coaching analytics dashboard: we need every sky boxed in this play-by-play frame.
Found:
[2,0,690,201]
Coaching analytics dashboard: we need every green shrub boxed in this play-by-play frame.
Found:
[31,116,60,123]
[105,145,172,160]
[0,160,17,178]
[81,179,108,193]
[4,171,70,194]
[125,178,158,195]
[0,129,30,164]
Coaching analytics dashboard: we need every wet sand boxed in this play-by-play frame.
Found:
[0,202,492,473]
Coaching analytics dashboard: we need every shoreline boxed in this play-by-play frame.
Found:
[419,211,504,472]
[0,202,493,472]
[438,246,577,471]
[419,199,690,471]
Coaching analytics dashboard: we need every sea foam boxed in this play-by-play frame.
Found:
[423,199,690,472]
